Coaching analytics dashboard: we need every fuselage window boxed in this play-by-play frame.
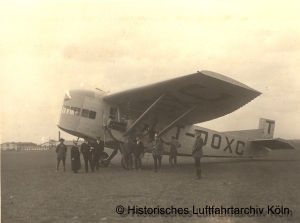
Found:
[109,107,117,121]
[89,111,96,119]
[66,106,70,114]
[81,109,89,118]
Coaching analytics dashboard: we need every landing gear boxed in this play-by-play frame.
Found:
[99,144,119,167]
[99,152,109,167]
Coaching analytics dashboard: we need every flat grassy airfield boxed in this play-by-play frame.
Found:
[2,144,300,223]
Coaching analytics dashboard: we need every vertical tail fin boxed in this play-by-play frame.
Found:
[258,118,275,139]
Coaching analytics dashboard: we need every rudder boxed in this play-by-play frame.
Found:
[258,118,275,139]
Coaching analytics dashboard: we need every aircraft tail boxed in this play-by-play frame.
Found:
[251,119,296,150]
[224,118,275,140]
[258,118,275,139]
[225,118,295,151]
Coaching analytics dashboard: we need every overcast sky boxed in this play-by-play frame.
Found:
[1,0,299,144]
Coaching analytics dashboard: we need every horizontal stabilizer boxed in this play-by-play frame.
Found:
[251,138,296,150]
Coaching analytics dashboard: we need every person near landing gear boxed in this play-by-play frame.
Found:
[134,135,144,171]
[151,134,164,172]
[92,136,104,171]
[81,137,94,173]
[192,129,204,179]
[123,138,134,170]
[164,136,181,166]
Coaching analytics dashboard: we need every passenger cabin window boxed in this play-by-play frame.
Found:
[109,107,117,121]
[89,111,96,119]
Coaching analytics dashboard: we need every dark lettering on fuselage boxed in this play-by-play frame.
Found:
[223,137,234,153]
[266,120,275,134]
[211,134,221,149]
[236,141,245,156]
[186,130,245,156]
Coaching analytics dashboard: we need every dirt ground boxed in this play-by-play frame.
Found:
[2,146,300,223]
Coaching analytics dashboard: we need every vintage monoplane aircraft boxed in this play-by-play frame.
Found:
[58,70,295,168]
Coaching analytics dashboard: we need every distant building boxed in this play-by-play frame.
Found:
[57,140,84,150]
[1,140,85,151]
[1,142,37,151]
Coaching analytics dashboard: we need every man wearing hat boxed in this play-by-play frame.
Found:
[92,136,104,171]
[123,137,134,170]
[134,135,144,171]
[164,136,181,166]
[81,137,94,173]
[192,130,204,179]
[56,138,67,172]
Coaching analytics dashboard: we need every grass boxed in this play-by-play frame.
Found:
[1,148,300,223]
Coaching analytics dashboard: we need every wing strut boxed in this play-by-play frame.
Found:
[158,105,199,137]
[123,93,167,137]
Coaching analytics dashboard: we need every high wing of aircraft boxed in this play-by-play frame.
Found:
[57,70,296,169]
[103,70,261,128]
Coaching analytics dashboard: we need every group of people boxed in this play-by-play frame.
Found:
[150,131,203,179]
[123,134,182,173]
[55,136,104,173]
[123,135,144,171]
[56,129,204,179]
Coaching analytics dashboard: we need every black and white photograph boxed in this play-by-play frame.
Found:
[1,1,300,222]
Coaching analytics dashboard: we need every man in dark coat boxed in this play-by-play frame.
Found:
[71,140,81,173]
[81,137,94,173]
[56,138,67,172]
[164,136,181,166]
[151,134,164,172]
[91,136,104,171]
[192,129,204,179]
[123,138,133,170]
[134,136,144,171]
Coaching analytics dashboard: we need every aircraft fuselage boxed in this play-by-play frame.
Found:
[58,89,271,159]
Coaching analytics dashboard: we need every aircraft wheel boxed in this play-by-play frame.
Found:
[99,152,109,167]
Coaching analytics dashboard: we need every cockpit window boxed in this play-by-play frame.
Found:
[75,108,81,116]
[61,106,70,114]
[81,109,89,118]
[65,106,70,114]
[62,106,95,119]
[70,107,76,115]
